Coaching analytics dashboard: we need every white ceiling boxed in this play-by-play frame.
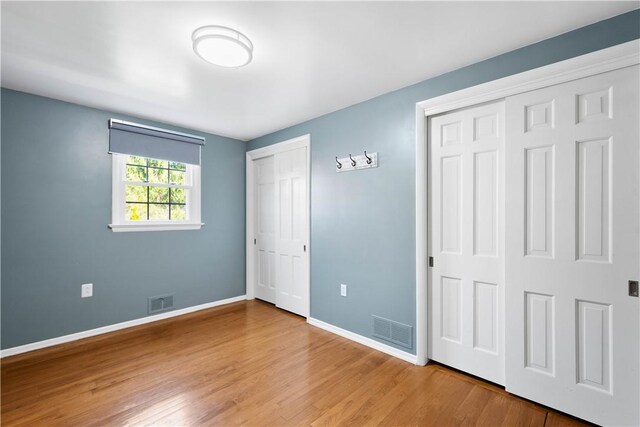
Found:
[2,2,637,141]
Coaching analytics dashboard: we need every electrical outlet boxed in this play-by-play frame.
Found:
[340,284,347,297]
[81,283,93,298]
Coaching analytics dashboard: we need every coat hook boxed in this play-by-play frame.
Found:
[335,156,342,169]
[349,154,356,167]
[364,150,372,165]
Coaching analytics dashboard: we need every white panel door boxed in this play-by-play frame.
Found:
[274,147,309,317]
[429,101,505,385]
[254,156,276,304]
[505,65,639,426]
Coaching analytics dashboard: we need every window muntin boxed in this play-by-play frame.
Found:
[123,156,190,222]
[110,154,201,231]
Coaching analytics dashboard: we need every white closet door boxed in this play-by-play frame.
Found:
[429,101,505,385]
[505,65,639,426]
[274,147,309,317]
[254,156,276,304]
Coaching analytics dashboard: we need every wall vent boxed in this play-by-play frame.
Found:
[372,315,413,349]
[148,294,175,315]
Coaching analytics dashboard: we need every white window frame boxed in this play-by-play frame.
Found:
[108,154,203,232]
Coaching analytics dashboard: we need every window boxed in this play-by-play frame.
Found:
[109,154,202,232]
[107,118,205,232]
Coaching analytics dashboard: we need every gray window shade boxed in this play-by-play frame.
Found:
[109,119,205,165]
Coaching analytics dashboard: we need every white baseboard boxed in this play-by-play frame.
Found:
[0,295,247,358]
[307,317,418,365]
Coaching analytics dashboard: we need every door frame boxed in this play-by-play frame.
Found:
[246,134,311,317]
[414,39,640,366]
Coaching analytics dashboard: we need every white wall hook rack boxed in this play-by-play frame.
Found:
[335,151,378,172]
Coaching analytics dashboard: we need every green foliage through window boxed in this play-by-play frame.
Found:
[125,156,189,221]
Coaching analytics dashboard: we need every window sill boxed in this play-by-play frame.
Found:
[108,223,204,233]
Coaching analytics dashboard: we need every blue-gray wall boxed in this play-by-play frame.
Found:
[1,89,246,349]
[1,10,638,352]
[247,10,640,354]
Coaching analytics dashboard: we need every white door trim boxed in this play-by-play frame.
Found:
[414,39,640,366]
[246,134,311,317]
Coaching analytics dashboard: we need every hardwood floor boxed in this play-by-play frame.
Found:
[2,300,588,426]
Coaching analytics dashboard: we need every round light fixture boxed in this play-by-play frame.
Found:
[192,25,253,68]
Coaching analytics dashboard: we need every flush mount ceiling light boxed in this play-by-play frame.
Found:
[192,25,253,68]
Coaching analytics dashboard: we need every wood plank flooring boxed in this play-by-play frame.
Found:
[1,300,588,426]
